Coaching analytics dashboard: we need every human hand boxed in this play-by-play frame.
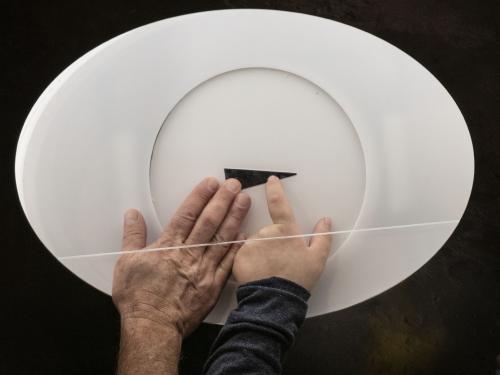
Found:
[112,177,251,337]
[232,176,332,291]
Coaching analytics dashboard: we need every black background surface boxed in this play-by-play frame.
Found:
[2,1,499,374]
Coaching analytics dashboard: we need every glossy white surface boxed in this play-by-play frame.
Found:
[15,10,473,323]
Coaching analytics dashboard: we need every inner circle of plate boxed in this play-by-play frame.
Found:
[15,10,474,323]
[149,67,366,256]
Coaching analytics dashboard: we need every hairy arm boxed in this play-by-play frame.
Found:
[117,320,181,375]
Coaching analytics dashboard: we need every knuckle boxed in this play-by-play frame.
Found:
[265,224,286,236]
[123,228,143,239]
[202,214,219,231]
[224,212,241,229]
[114,255,127,270]
[228,207,245,222]
[211,238,231,255]
[275,224,288,235]
[198,276,214,290]
[235,193,250,209]
[198,191,212,201]
[198,185,217,200]
[156,233,172,246]
[213,232,228,244]
[122,238,144,251]
[161,256,179,269]
[258,226,274,237]
[217,263,231,276]
[268,193,282,205]
[177,210,198,225]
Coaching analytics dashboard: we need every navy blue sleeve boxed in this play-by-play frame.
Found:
[203,277,310,375]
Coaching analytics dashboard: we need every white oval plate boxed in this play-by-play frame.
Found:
[15,10,473,323]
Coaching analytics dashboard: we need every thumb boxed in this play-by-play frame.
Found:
[308,217,333,261]
[122,209,147,251]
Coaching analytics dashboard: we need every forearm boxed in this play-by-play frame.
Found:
[204,277,310,375]
[117,318,182,375]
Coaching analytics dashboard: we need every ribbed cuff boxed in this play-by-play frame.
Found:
[238,276,311,303]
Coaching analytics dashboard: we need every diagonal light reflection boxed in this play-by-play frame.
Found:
[57,220,459,261]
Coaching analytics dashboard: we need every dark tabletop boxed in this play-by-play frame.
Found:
[2,1,499,374]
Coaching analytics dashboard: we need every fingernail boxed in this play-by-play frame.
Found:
[207,177,219,193]
[125,209,138,225]
[323,217,332,227]
[268,175,278,182]
[225,178,241,193]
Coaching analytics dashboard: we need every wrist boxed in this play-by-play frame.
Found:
[118,317,182,375]
[118,300,186,336]
[121,316,183,340]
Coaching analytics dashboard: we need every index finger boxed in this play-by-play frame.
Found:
[265,175,296,225]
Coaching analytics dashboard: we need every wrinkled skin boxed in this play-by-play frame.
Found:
[113,177,250,336]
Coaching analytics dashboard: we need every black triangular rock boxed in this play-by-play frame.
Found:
[224,168,297,189]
